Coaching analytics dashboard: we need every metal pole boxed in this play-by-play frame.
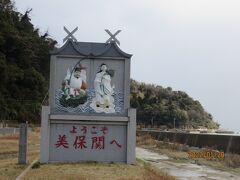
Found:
[18,122,28,164]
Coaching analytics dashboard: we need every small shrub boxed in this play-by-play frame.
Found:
[169,143,181,151]
[32,161,40,169]
[163,137,169,143]
[180,144,190,152]
[31,127,40,133]
[143,163,175,180]
[156,141,185,152]
[136,134,155,145]
[224,153,240,168]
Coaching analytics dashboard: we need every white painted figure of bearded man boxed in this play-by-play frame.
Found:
[62,64,87,100]
[90,64,115,113]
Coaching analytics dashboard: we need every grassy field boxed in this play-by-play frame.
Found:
[0,130,40,180]
[137,134,240,174]
[23,160,175,180]
[0,130,174,180]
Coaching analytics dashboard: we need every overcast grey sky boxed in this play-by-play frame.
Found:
[14,0,240,132]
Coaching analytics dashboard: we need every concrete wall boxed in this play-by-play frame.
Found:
[137,130,240,154]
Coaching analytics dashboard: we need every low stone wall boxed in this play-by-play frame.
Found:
[0,127,19,135]
[137,130,240,154]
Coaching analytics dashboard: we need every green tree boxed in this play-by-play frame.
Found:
[0,0,56,123]
[130,79,219,129]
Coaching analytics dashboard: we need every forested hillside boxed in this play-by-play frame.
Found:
[0,0,219,129]
[131,80,219,129]
[0,0,56,122]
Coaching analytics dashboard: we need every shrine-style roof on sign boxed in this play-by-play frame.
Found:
[51,39,132,58]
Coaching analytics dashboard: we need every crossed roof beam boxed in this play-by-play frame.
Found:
[105,29,121,46]
[63,26,78,43]
[63,27,121,46]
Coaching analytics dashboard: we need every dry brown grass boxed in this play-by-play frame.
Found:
[142,164,175,180]
[136,133,156,146]
[224,153,240,168]
[23,161,175,180]
[0,131,40,180]
[0,134,19,140]
[0,131,174,180]
[137,134,189,162]
[136,134,189,152]
[30,127,41,133]
[137,134,240,173]
[156,141,189,152]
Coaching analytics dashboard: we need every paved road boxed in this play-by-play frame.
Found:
[0,127,19,135]
[136,147,240,180]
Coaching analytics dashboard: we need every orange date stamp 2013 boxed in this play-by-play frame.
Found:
[188,151,225,159]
